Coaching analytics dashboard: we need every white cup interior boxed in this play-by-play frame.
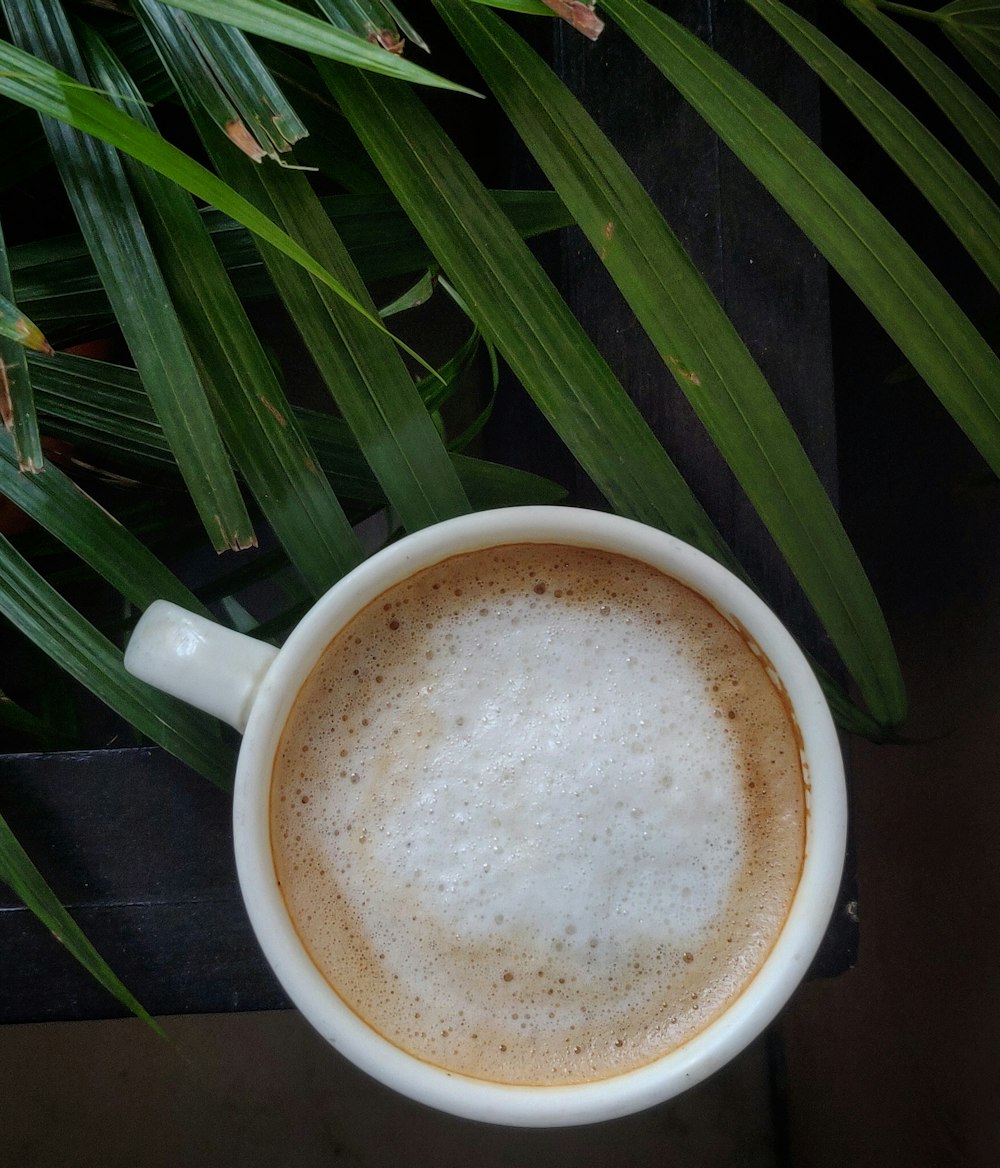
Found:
[232,506,846,1127]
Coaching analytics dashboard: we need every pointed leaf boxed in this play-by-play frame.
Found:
[438,0,904,725]
[4,0,256,553]
[604,0,1000,482]
[0,292,51,354]
[320,59,737,569]
[0,810,160,1028]
[847,0,1000,185]
[750,0,1000,293]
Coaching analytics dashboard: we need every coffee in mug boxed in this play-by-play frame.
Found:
[124,507,844,1126]
[270,541,805,1086]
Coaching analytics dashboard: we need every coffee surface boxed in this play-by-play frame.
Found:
[271,543,805,1085]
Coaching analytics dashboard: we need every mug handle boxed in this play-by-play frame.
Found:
[124,600,279,734]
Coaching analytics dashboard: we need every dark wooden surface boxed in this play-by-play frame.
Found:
[0,0,856,1023]
[0,748,289,1022]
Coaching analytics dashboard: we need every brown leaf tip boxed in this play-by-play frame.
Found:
[225,119,266,163]
[542,0,605,40]
[368,28,406,55]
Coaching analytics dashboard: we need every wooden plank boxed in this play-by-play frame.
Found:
[0,748,287,1022]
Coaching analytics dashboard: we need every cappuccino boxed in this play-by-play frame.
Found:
[271,543,805,1086]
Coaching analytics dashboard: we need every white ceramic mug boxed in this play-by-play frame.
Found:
[124,506,846,1127]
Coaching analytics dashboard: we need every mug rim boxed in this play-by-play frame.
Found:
[232,505,846,1126]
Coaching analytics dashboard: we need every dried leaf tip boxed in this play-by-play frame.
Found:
[542,0,605,40]
[225,118,267,163]
[368,27,406,55]
[16,320,54,356]
[0,294,53,355]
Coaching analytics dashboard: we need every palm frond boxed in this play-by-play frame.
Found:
[604,0,1000,493]
[437,0,906,736]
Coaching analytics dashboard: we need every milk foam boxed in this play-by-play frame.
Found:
[272,544,805,1085]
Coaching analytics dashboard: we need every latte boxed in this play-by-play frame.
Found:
[270,542,805,1086]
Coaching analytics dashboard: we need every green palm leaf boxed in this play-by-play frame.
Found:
[847,0,1000,185]
[319,59,737,571]
[4,0,256,554]
[603,0,1000,483]
[437,0,905,726]
[0,810,160,1028]
[84,20,364,594]
[749,0,1000,294]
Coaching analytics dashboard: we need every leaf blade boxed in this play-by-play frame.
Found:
[847,0,1000,185]
[4,0,257,553]
[0,809,160,1029]
[438,0,905,725]
[604,0,1000,481]
[750,0,1000,294]
[320,59,738,570]
[84,19,365,594]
